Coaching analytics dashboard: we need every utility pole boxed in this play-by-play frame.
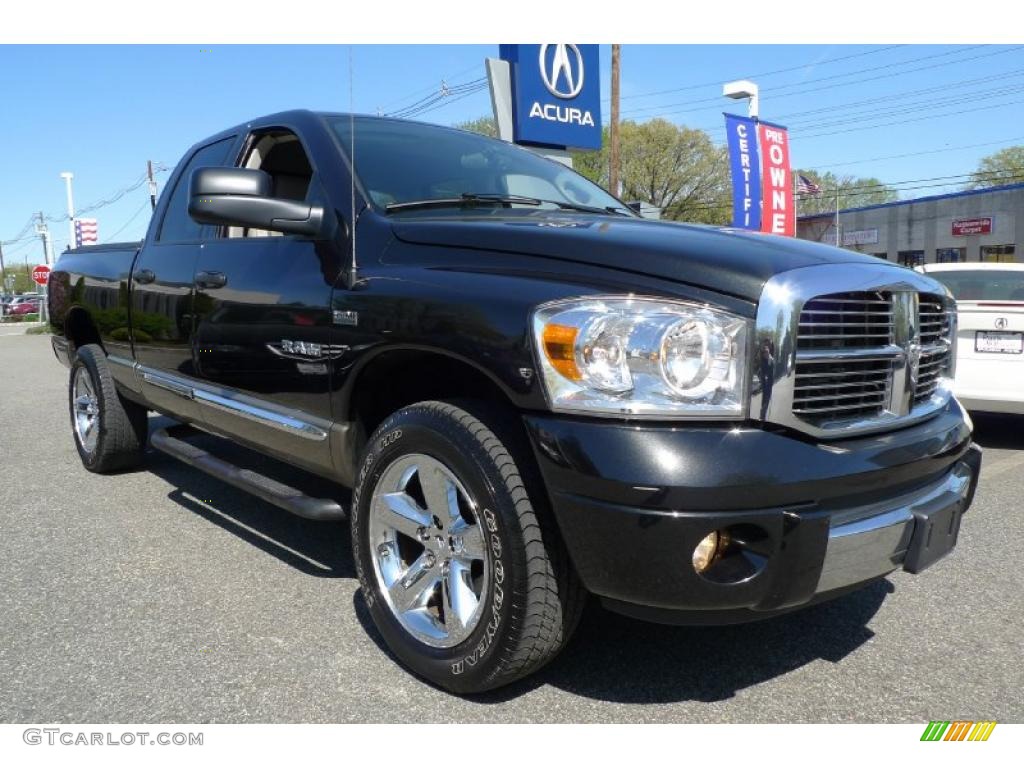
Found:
[35,212,55,265]
[36,212,49,263]
[834,184,842,248]
[609,44,621,197]
[147,160,158,211]
[60,172,76,246]
[0,241,6,297]
[34,212,52,322]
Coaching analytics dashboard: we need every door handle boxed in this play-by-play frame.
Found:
[133,268,156,284]
[195,271,228,289]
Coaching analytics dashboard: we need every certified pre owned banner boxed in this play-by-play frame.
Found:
[724,113,761,230]
[758,121,794,237]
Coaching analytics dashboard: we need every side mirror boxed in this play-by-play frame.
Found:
[187,167,333,239]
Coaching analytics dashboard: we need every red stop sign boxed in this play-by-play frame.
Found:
[32,265,51,286]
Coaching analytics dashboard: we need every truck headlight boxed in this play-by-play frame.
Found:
[532,296,749,418]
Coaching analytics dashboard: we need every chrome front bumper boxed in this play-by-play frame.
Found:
[816,459,977,594]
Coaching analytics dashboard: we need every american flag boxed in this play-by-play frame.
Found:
[74,218,98,247]
[795,174,822,196]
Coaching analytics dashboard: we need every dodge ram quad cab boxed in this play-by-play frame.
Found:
[48,110,981,694]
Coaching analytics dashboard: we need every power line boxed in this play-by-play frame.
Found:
[610,45,907,103]
[795,95,1024,140]
[685,73,1024,138]
[795,166,1024,198]
[634,166,1024,217]
[42,164,170,223]
[386,77,487,119]
[0,217,39,247]
[2,165,169,244]
[623,44,1014,119]
[410,84,490,120]
[766,67,1024,123]
[785,84,1024,134]
[105,198,151,242]
[375,62,484,112]
[816,135,1024,169]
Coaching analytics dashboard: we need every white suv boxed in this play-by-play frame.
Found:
[918,262,1024,414]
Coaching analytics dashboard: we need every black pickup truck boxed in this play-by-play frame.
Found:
[48,110,981,694]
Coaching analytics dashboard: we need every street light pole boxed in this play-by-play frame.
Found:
[60,172,76,248]
[723,79,759,120]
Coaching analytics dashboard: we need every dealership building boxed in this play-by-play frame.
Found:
[796,182,1023,266]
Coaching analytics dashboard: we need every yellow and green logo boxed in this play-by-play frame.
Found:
[921,721,997,741]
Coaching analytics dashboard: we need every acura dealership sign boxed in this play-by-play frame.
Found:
[499,44,602,150]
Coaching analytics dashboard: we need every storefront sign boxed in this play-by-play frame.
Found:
[758,122,794,236]
[843,228,879,246]
[824,229,879,246]
[952,217,993,236]
[724,113,762,230]
[498,44,601,150]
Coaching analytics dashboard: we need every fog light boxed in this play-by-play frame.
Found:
[692,532,721,573]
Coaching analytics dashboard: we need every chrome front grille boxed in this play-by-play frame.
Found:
[792,358,894,420]
[752,265,956,439]
[916,294,952,405]
[797,292,894,350]
[793,292,895,423]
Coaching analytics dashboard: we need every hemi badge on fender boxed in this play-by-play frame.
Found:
[333,310,358,326]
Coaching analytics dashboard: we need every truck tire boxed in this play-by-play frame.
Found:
[69,343,148,473]
[352,400,585,694]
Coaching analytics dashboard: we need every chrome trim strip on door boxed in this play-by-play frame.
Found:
[136,365,328,442]
[107,354,138,371]
[142,371,195,399]
[192,389,328,442]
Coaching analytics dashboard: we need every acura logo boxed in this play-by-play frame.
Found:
[539,44,584,99]
[995,317,1009,330]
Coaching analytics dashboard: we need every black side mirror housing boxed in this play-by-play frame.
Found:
[187,167,333,239]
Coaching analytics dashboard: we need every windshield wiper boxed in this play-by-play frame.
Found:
[385,193,543,214]
[542,200,634,217]
[385,193,634,217]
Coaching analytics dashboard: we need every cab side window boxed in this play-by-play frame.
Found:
[157,137,235,242]
[227,131,315,238]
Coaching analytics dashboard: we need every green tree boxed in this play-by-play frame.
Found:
[570,126,609,185]
[3,264,38,294]
[619,119,731,223]
[452,116,497,138]
[574,119,731,224]
[793,169,898,217]
[455,116,734,224]
[964,146,1024,189]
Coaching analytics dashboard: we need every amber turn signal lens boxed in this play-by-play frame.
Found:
[542,323,581,381]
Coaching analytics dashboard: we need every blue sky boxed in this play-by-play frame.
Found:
[2,44,1022,261]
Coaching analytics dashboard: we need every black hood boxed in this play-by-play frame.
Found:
[390,214,885,302]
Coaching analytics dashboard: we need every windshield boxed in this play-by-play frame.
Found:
[929,270,1024,302]
[331,116,630,216]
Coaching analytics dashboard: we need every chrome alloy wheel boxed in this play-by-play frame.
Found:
[368,453,489,648]
[72,366,100,453]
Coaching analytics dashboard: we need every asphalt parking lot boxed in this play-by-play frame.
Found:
[1,331,1022,723]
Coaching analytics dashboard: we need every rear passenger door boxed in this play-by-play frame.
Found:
[189,127,341,476]
[132,135,236,424]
